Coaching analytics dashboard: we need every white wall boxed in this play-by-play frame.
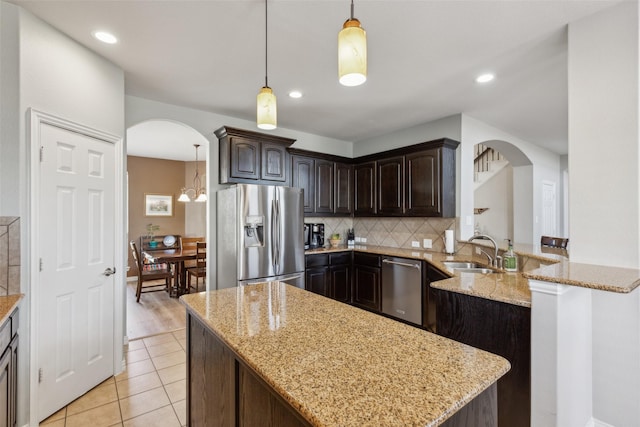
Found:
[353,114,462,157]
[569,1,639,268]
[0,4,126,425]
[474,165,513,242]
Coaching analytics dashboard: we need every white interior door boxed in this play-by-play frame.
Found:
[37,122,116,420]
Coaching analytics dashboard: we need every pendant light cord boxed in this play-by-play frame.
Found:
[264,0,269,88]
[350,0,354,20]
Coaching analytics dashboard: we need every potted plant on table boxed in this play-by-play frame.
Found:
[329,233,341,248]
[146,223,160,248]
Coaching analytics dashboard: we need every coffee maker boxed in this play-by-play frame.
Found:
[304,223,324,249]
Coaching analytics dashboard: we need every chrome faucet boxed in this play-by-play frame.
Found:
[467,234,502,269]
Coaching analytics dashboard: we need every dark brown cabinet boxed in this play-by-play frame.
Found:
[354,138,459,217]
[289,150,352,216]
[354,161,376,215]
[433,289,530,427]
[352,253,381,312]
[305,252,352,302]
[216,126,295,185]
[0,309,18,427]
[377,156,404,215]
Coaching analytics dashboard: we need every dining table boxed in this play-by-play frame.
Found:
[143,248,197,297]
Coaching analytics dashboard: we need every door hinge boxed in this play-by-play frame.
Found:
[39,258,43,272]
[39,146,44,162]
[38,368,43,383]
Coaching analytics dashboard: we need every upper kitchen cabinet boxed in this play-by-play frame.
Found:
[354,138,459,218]
[216,126,295,185]
[289,149,352,217]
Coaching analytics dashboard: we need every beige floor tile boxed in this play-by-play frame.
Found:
[97,376,116,388]
[163,379,186,403]
[125,339,145,351]
[67,382,118,416]
[125,347,150,364]
[119,386,171,420]
[122,404,180,427]
[172,399,187,426]
[172,329,186,340]
[143,333,177,348]
[157,363,186,385]
[152,350,186,370]
[65,401,122,427]
[146,340,182,358]
[115,359,156,383]
[116,371,162,399]
[40,407,66,424]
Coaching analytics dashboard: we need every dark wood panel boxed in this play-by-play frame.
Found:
[305,266,330,297]
[261,142,288,182]
[305,253,328,268]
[405,148,440,216]
[238,364,310,427]
[329,251,351,266]
[334,162,353,214]
[314,159,334,213]
[291,156,315,214]
[354,162,376,215]
[441,384,498,427]
[188,315,236,427]
[377,156,404,215]
[330,264,352,304]
[353,252,381,268]
[434,290,530,427]
[352,265,380,311]
[230,137,260,180]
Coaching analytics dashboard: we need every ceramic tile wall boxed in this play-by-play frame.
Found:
[0,217,20,296]
[306,216,457,252]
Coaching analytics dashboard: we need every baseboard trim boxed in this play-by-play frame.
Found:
[587,417,616,427]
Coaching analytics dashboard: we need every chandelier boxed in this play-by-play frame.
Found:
[178,144,207,203]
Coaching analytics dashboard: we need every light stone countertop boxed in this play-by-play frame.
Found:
[181,282,510,427]
[0,295,22,326]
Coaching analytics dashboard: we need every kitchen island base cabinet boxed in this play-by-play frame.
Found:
[187,314,311,427]
[187,309,499,427]
[433,289,530,427]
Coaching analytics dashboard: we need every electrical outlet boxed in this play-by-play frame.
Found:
[411,241,420,248]
[355,237,361,243]
[361,237,367,243]
[423,239,432,249]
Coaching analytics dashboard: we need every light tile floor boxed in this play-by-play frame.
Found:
[40,329,187,427]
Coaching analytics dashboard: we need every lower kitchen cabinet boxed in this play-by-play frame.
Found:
[0,309,18,427]
[433,289,530,427]
[352,253,381,312]
[305,252,352,302]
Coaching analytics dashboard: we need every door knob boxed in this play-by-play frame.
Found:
[103,267,116,276]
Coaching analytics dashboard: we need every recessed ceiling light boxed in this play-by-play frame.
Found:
[93,31,118,44]
[476,73,495,83]
[288,91,303,99]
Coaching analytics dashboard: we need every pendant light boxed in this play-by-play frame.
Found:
[178,144,207,203]
[338,0,367,87]
[257,0,277,130]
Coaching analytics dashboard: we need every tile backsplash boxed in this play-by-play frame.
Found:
[306,216,457,253]
[0,217,20,296]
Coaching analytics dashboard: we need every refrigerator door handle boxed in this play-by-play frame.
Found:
[271,199,277,270]
[274,199,281,272]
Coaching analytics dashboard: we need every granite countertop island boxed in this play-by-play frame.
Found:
[181,282,510,426]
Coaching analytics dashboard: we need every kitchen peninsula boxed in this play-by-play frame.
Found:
[181,282,509,426]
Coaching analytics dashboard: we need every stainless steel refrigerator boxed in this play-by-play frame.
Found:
[216,184,305,289]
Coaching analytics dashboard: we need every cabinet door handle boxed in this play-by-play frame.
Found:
[382,259,420,269]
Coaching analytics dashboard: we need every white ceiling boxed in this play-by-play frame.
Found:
[11,0,623,159]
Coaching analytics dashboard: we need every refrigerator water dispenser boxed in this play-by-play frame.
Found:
[244,215,264,247]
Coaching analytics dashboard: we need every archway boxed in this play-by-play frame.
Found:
[125,119,209,339]
[472,140,533,244]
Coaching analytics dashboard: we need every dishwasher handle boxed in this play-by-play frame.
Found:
[382,258,421,270]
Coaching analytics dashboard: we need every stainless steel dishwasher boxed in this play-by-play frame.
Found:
[381,256,422,325]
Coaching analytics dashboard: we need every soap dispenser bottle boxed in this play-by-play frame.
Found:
[503,239,518,272]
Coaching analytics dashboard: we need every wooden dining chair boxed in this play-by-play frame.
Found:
[187,242,206,292]
[129,241,174,302]
[180,236,204,269]
[540,235,569,249]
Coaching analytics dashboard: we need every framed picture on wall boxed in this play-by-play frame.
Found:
[145,194,173,217]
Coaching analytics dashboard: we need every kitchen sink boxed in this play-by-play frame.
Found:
[441,261,498,274]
